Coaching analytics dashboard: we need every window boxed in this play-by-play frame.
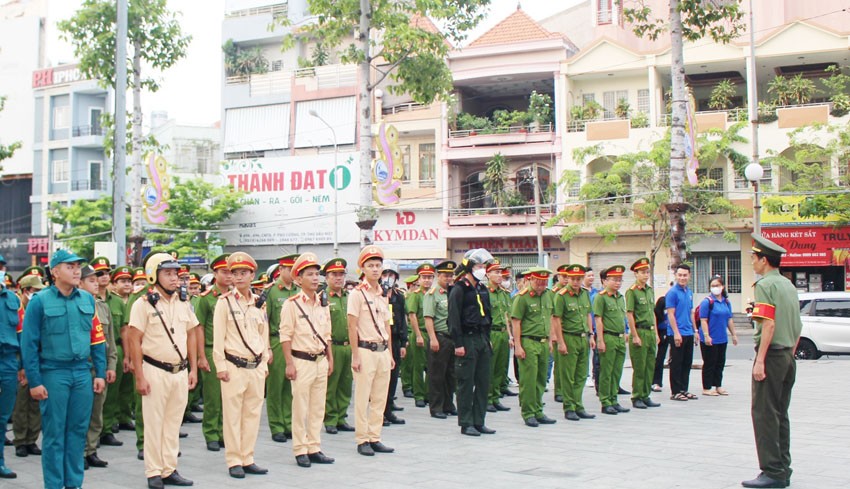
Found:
[89,161,103,189]
[692,253,741,294]
[53,159,69,183]
[399,144,411,183]
[418,143,435,186]
[271,60,283,72]
[637,89,650,114]
[603,90,628,119]
[462,172,487,210]
[838,160,848,186]
[565,170,580,198]
[52,106,70,129]
[582,93,596,105]
[814,299,850,318]
[597,0,613,25]
[196,144,213,173]
[697,167,724,192]
[89,107,102,133]
[175,143,195,172]
[735,160,772,189]
[516,166,550,205]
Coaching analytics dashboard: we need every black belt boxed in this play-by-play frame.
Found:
[635,323,653,330]
[332,340,350,346]
[522,336,548,343]
[269,332,280,337]
[225,352,262,369]
[491,325,507,332]
[291,350,326,361]
[358,340,389,352]
[564,331,588,337]
[602,331,626,337]
[754,345,793,352]
[143,355,188,374]
[436,331,452,338]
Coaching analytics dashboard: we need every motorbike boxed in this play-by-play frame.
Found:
[745,298,755,328]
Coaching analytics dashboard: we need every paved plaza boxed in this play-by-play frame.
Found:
[4,331,849,489]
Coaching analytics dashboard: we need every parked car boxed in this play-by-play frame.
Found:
[796,291,850,360]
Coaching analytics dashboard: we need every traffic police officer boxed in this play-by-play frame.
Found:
[213,252,270,478]
[625,258,661,410]
[266,253,300,443]
[594,265,630,415]
[21,249,107,489]
[322,258,354,434]
[101,265,134,447]
[423,260,456,419]
[485,260,511,413]
[11,269,44,459]
[742,234,803,489]
[408,263,434,407]
[0,259,23,478]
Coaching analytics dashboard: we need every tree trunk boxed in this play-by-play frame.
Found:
[130,41,144,264]
[666,0,688,270]
[356,0,375,247]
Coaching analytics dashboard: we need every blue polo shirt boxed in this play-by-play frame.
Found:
[697,296,733,344]
[665,283,694,336]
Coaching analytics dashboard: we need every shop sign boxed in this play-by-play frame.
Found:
[456,237,567,254]
[761,196,842,227]
[761,227,850,266]
[373,210,445,256]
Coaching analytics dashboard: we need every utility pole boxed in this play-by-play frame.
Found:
[113,0,128,265]
[532,162,544,266]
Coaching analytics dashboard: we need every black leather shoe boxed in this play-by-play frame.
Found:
[178,432,188,439]
[741,472,787,488]
[644,398,661,408]
[118,422,135,431]
[390,404,404,412]
[242,463,268,474]
[162,470,193,486]
[461,426,481,436]
[415,400,426,408]
[524,417,540,427]
[486,404,497,413]
[431,412,447,419]
[382,419,391,426]
[632,399,648,409]
[137,450,144,460]
[26,444,41,455]
[182,413,201,423]
[385,414,405,424]
[493,401,510,411]
[308,452,334,464]
[403,389,414,398]
[111,424,119,433]
[190,404,203,413]
[536,415,557,424]
[337,422,354,432]
[83,457,89,470]
[602,406,618,415]
[554,394,563,403]
[206,441,221,451]
[100,434,123,446]
[15,445,28,457]
[576,410,596,419]
[271,433,288,443]
[228,466,245,479]
[325,425,338,434]
[501,389,518,397]
[357,443,375,456]
[613,404,630,413]
[370,441,394,453]
[295,455,311,468]
[474,425,496,434]
[86,453,108,468]
[3,436,10,447]
[618,387,630,395]
[565,411,580,421]
[444,409,458,416]
[147,476,163,489]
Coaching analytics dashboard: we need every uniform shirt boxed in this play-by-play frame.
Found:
[407,289,425,331]
[387,289,408,345]
[128,293,199,365]
[196,285,227,347]
[592,289,626,335]
[625,283,655,327]
[280,290,331,355]
[488,285,510,329]
[422,286,449,334]
[553,285,591,333]
[22,286,106,388]
[347,281,391,343]
[266,280,300,335]
[95,299,118,372]
[698,296,733,344]
[213,290,269,372]
[511,287,549,338]
[105,291,128,343]
[753,269,803,348]
[665,283,694,336]
[447,276,492,344]
[327,289,349,343]
[0,287,21,351]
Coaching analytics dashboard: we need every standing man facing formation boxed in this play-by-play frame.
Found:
[486,261,511,413]
[742,235,803,489]
[666,264,696,402]
[408,263,434,408]
[213,252,270,479]
[265,254,300,443]
[423,260,457,420]
[21,250,107,489]
[625,258,661,410]
[127,252,198,488]
[594,266,630,416]
[347,246,395,456]
[323,259,354,434]
[449,249,496,436]
[0,258,23,478]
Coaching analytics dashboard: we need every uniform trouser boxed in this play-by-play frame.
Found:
[134,389,145,451]
[553,351,561,398]
[652,328,669,387]
[455,332,491,428]
[184,374,202,417]
[591,347,600,390]
[599,335,626,407]
[266,340,293,436]
[557,334,589,412]
[629,328,658,401]
[427,333,456,415]
[85,371,108,456]
[201,346,223,442]
[384,341,403,417]
[487,329,510,404]
[291,356,328,456]
[103,344,134,435]
[700,342,728,389]
[0,361,18,467]
[221,364,265,467]
[517,338,547,420]
[751,349,795,482]
[40,365,93,489]
[669,335,694,395]
[324,344,352,427]
[353,348,391,445]
[400,327,413,392]
[12,383,41,447]
[141,362,187,479]
[410,332,429,401]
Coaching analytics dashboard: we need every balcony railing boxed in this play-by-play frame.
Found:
[382,102,429,115]
[448,204,555,217]
[225,3,288,19]
[71,180,107,191]
[249,70,292,97]
[293,64,357,89]
[72,125,105,137]
[586,202,633,220]
[449,122,553,138]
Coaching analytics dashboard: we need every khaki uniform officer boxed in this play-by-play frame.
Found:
[127,253,198,489]
[281,253,335,468]
[213,252,270,479]
[625,258,661,410]
[348,246,395,456]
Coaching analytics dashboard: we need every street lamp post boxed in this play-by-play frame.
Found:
[745,162,764,235]
[309,109,339,256]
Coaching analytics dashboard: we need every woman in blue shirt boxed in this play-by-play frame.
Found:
[698,276,738,396]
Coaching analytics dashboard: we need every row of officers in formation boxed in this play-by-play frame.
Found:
[0,232,801,489]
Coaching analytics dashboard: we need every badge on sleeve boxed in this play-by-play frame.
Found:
[91,309,107,345]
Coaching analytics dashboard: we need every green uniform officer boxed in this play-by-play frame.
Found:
[399,275,418,397]
[266,254,300,442]
[408,263,434,407]
[101,266,134,447]
[323,258,355,434]
[423,261,456,418]
[594,265,630,415]
[742,234,803,489]
[485,261,511,412]
[551,265,596,421]
[625,258,661,410]
[550,265,570,402]
[511,267,557,427]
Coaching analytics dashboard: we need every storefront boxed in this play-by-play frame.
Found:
[449,236,569,274]
[761,227,850,292]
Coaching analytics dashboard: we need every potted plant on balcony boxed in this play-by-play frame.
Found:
[457,113,490,136]
[503,190,528,215]
[757,101,778,123]
[528,90,553,132]
[788,73,817,105]
[631,111,649,128]
[822,65,850,116]
[615,98,631,119]
[483,153,509,209]
[708,79,736,110]
[768,75,791,106]
[355,205,379,230]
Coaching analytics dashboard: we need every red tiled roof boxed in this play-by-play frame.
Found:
[469,7,562,47]
[410,14,452,48]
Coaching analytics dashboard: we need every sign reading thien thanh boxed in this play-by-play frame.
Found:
[220,154,359,245]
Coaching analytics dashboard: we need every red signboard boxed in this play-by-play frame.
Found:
[761,227,850,267]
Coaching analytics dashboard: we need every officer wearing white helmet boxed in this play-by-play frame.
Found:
[381,260,407,424]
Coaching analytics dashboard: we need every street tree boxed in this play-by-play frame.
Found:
[0,96,22,172]
[50,196,120,259]
[620,0,745,268]
[278,0,490,244]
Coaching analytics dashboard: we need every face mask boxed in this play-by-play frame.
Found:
[472,268,486,281]
[710,286,723,296]
[382,276,396,288]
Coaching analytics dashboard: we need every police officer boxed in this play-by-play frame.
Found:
[408,263,434,408]
[21,250,107,488]
[594,265,630,415]
[266,253,300,443]
[348,246,394,456]
[11,270,44,459]
[551,264,571,403]
[188,273,202,300]
[381,261,407,423]
[281,252,335,468]
[91,256,112,298]
[132,268,147,294]
[742,234,803,489]
[101,265,134,447]
[181,263,202,426]
[511,267,557,427]
[127,252,198,488]
[423,260,456,420]
[322,259,354,434]
[485,261,511,413]
[0,258,22,478]
[449,249,497,436]
[400,274,418,398]
[625,258,661,410]
[213,252,270,478]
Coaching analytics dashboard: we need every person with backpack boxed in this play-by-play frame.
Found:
[697,276,738,396]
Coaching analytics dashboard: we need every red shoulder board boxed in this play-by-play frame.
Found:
[90,309,106,345]
[16,305,24,333]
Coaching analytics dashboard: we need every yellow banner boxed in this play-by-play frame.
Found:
[761,195,841,226]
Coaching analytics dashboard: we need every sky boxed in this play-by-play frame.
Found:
[45,0,583,127]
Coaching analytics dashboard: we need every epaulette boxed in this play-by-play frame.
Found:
[286,295,299,302]
[558,287,569,296]
[518,288,528,296]
[355,283,368,291]
[426,287,436,295]
[217,291,233,300]
[200,289,212,297]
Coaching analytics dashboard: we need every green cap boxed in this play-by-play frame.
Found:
[404,274,420,285]
[751,233,786,258]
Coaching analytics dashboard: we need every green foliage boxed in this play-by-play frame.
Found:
[620,0,745,43]
[51,196,122,259]
[767,75,791,106]
[708,79,736,110]
[0,96,22,171]
[528,91,553,125]
[502,189,529,215]
[822,65,850,116]
[631,111,649,128]
[492,109,531,129]
[223,38,269,76]
[788,74,817,105]
[456,113,491,132]
[757,101,778,123]
[615,98,631,119]
[570,100,604,122]
[483,153,509,207]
